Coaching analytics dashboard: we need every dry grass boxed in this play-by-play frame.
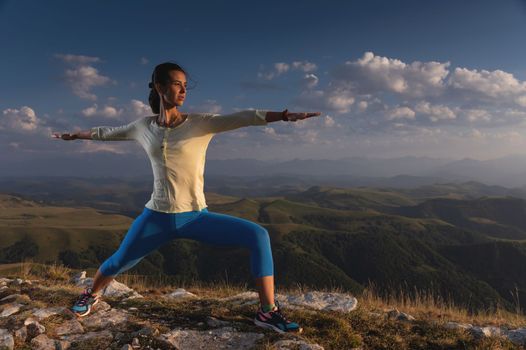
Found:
[360,281,526,329]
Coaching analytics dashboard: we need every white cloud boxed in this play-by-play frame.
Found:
[414,101,456,122]
[77,142,129,154]
[130,99,152,117]
[262,126,287,140]
[387,106,416,120]
[258,60,317,80]
[56,53,112,101]
[81,104,123,118]
[1,106,42,133]
[303,74,319,89]
[332,51,450,98]
[192,99,222,114]
[449,67,526,100]
[292,61,317,72]
[324,115,337,127]
[140,57,149,65]
[55,54,101,65]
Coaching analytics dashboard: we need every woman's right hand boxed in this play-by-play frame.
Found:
[52,132,78,140]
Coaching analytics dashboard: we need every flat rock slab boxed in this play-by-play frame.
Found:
[158,326,264,350]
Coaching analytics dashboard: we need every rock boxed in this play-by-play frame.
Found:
[94,300,112,312]
[75,277,144,300]
[445,321,473,330]
[121,345,133,350]
[59,330,113,349]
[219,291,261,306]
[0,302,24,317]
[0,278,13,284]
[164,288,198,299]
[470,325,507,338]
[69,271,86,284]
[397,312,416,322]
[31,306,68,321]
[158,326,264,350]
[24,319,46,339]
[507,328,526,345]
[131,337,140,348]
[0,328,14,350]
[0,286,8,292]
[206,316,231,328]
[79,308,129,331]
[14,326,27,342]
[273,339,325,350]
[55,319,84,336]
[30,334,56,350]
[220,291,287,306]
[0,293,22,302]
[385,308,416,321]
[282,291,358,313]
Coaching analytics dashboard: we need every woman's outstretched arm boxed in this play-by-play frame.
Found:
[200,109,321,134]
[52,119,140,141]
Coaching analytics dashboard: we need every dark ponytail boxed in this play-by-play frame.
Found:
[148,62,196,114]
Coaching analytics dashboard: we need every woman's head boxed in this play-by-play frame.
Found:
[148,62,192,114]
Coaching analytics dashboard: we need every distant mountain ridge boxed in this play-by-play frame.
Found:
[4,154,526,187]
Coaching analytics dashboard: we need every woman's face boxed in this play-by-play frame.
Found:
[157,70,187,108]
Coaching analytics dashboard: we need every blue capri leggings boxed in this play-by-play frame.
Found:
[99,206,274,278]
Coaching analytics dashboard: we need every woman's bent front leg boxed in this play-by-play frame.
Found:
[96,208,174,288]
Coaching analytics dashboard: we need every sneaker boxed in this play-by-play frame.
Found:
[254,300,303,333]
[70,287,100,317]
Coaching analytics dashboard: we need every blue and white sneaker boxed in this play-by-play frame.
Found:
[254,300,303,333]
[70,287,100,317]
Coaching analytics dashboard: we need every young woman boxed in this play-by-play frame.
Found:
[52,62,321,333]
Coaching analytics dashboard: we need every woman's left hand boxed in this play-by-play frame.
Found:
[283,110,322,122]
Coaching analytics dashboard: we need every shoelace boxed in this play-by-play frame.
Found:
[267,300,289,323]
[76,289,94,306]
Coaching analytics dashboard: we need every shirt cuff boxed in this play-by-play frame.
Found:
[90,127,100,140]
[255,110,268,124]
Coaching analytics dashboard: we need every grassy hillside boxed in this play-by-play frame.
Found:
[2,189,525,316]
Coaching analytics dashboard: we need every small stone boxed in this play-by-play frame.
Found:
[55,319,84,336]
[30,333,56,350]
[0,328,14,350]
[0,302,24,317]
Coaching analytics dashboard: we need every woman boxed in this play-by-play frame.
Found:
[52,62,321,333]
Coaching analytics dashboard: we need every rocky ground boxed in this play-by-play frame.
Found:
[1,272,526,349]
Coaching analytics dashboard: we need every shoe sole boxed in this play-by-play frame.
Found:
[72,297,100,318]
[254,318,303,334]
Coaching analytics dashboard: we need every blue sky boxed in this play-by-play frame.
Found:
[2,0,526,168]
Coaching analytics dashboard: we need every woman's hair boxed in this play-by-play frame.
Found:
[148,62,195,114]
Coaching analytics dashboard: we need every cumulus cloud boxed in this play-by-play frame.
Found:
[302,74,319,89]
[331,51,450,98]
[387,106,416,120]
[55,53,113,101]
[130,99,152,117]
[1,106,50,135]
[292,61,317,72]
[191,99,222,114]
[286,51,526,134]
[414,101,456,122]
[258,60,317,80]
[81,104,123,118]
[55,54,101,65]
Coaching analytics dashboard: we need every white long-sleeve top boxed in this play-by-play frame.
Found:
[90,110,268,213]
